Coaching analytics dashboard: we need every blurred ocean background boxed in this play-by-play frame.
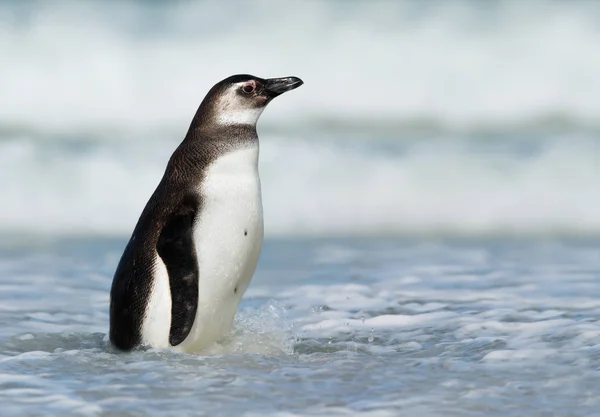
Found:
[1,0,598,238]
[0,1,599,416]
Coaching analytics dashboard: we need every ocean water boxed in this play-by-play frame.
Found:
[1,238,599,416]
[1,0,599,415]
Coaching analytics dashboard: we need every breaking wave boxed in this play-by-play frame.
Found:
[1,0,600,133]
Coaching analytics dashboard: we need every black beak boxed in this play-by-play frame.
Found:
[263,76,304,97]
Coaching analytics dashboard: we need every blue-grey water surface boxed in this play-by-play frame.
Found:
[1,238,598,416]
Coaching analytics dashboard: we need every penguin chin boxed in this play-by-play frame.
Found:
[215,106,266,126]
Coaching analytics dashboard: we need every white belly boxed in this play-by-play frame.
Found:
[177,145,264,353]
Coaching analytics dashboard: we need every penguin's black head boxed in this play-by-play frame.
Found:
[199,74,303,127]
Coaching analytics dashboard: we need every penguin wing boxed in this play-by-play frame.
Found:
[156,196,200,346]
[109,243,156,351]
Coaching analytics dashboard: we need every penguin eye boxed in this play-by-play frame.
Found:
[242,83,255,95]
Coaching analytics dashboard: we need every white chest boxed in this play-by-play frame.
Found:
[178,145,264,352]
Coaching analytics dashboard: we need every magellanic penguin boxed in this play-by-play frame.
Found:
[109,74,303,352]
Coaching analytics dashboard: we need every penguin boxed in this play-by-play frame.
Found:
[109,74,303,352]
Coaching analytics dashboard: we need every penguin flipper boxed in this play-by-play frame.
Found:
[156,197,200,346]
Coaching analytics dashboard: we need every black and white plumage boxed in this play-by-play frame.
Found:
[109,74,303,352]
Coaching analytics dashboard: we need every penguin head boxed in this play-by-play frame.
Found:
[198,74,303,127]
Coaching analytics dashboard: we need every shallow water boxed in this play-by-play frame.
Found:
[0,237,598,416]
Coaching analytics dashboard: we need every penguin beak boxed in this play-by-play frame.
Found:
[263,77,304,97]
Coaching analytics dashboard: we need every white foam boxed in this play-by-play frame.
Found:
[261,136,600,237]
[482,349,557,362]
[302,312,456,333]
[0,134,598,238]
[197,300,295,356]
